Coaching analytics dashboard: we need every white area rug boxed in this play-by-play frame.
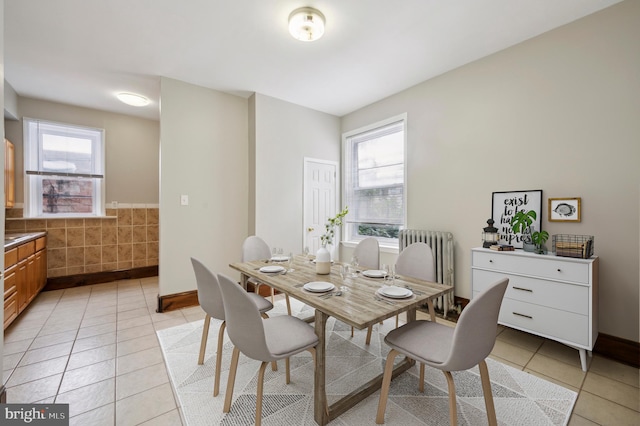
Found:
[157,298,577,425]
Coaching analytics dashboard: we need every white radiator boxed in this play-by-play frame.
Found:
[399,229,455,317]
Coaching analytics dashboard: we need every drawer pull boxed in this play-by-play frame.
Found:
[489,259,493,263]
[513,286,532,292]
[557,269,561,272]
[513,312,533,319]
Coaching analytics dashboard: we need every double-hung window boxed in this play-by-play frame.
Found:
[342,114,406,246]
[23,118,105,217]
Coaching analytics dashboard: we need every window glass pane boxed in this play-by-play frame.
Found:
[42,178,94,214]
[356,134,403,169]
[42,134,94,174]
[358,164,403,188]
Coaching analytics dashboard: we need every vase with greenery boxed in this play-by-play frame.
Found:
[510,210,549,254]
[316,207,348,274]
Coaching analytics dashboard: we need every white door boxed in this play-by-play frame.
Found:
[303,158,339,255]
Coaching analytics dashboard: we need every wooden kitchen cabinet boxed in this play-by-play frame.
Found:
[5,139,15,209]
[3,235,47,329]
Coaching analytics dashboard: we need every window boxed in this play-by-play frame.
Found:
[343,114,406,246]
[24,118,105,217]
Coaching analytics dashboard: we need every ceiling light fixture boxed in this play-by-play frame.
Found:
[288,7,325,42]
[116,92,150,107]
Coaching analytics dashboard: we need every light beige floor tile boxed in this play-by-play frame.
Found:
[496,327,545,352]
[60,359,116,394]
[568,414,600,425]
[487,354,525,371]
[149,310,186,323]
[574,390,640,425]
[6,356,68,387]
[55,378,115,418]
[116,346,164,376]
[116,323,156,342]
[116,363,169,400]
[67,344,116,371]
[523,367,580,392]
[117,307,150,321]
[29,329,78,350]
[154,317,189,331]
[526,353,586,389]
[3,352,24,370]
[18,341,74,367]
[77,322,117,340]
[115,383,177,426]
[116,333,160,357]
[4,326,41,343]
[2,338,33,356]
[72,331,117,354]
[7,317,48,332]
[583,371,639,411]
[69,403,115,426]
[489,339,534,367]
[118,300,148,313]
[117,314,152,331]
[589,355,639,388]
[138,408,184,426]
[81,313,118,328]
[6,373,63,403]
[537,339,588,370]
[83,305,118,319]
[87,296,118,308]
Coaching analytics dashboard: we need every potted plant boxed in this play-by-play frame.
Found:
[316,207,349,274]
[510,210,549,254]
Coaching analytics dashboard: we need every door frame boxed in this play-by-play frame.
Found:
[302,157,340,253]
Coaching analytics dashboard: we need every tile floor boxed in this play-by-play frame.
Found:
[2,277,639,425]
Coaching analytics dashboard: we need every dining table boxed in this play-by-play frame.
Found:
[229,254,453,426]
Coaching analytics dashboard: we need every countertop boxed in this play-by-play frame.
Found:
[4,231,47,251]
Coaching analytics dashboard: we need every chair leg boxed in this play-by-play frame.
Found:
[443,370,457,426]
[419,363,425,392]
[479,359,497,426]
[213,321,226,397]
[285,357,290,384]
[285,294,292,315]
[366,325,373,345]
[351,326,354,337]
[223,347,241,413]
[376,348,400,424]
[395,314,399,328]
[256,361,269,426]
[271,288,275,304]
[198,314,211,365]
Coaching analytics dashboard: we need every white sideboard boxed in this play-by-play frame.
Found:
[471,247,599,371]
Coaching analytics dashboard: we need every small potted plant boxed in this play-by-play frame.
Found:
[510,210,549,254]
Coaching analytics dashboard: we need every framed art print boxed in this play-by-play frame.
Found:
[549,197,581,222]
[492,190,542,248]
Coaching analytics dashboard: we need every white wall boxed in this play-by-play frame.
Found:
[252,93,341,257]
[341,1,640,342]
[158,77,249,296]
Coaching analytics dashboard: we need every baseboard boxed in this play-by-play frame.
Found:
[43,266,159,291]
[157,290,198,313]
[594,333,640,369]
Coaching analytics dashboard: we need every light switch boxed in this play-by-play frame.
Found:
[180,195,189,206]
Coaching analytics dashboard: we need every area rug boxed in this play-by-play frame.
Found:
[157,298,577,425]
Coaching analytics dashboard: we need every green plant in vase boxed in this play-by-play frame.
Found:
[510,210,548,253]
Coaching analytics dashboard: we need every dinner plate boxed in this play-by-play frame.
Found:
[362,269,387,278]
[270,255,289,262]
[379,286,412,298]
[259,265,285,273]
[303,281,335,293]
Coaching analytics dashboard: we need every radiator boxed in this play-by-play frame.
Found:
[399,229,455,317]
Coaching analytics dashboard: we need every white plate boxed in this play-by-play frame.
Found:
[362,269,387,278]
[270,255,289,262]
[303,282,335,293]
[259,265,285,273]
[379,286,412,298]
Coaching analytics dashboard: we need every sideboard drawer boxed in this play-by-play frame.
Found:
[472,251,590,283]
[473,269,589,315]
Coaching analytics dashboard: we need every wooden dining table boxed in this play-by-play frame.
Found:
[229,255,453,426]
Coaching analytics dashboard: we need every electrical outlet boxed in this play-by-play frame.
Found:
[180,195,189,206]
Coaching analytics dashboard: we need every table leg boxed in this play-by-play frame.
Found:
[239,273,249,290]
[314,310,329,425]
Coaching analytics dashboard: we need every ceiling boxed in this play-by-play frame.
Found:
[4,0,622,121]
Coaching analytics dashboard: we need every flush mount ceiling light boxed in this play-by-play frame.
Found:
[116,92,150,107]
[288,7,325,42]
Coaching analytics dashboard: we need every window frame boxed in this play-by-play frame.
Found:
[342,113,407,248]
[23,117,106,218]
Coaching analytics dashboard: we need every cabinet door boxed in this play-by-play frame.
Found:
[4,265,18,329]
[35,249,47,292]
[17,259,28,312]
[27,254,37,304]
[5,139,15,208]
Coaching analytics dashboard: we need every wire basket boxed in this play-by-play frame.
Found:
[552,234,594,259]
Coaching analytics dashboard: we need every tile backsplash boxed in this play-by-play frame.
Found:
[5,205,159,278]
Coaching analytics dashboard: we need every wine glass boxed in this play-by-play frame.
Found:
[339,265,350,292]
[287,252,295,272]
[303,246,310,262]
[350,255,359,277]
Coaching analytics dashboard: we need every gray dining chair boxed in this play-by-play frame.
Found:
[217,273,319,426]
[242,235,292,315]
[375,278,509,426]
[353,238,380,341]
[190,257,274,397]
[395,242,436,325]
